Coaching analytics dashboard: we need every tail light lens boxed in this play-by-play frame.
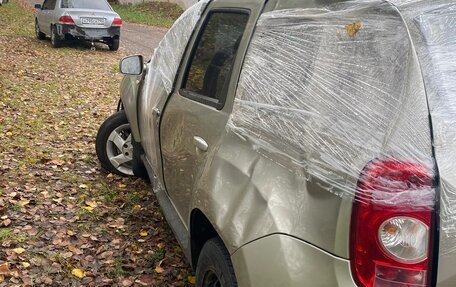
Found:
[112,17,122,27]
[350,159,435,287]
[58,15,74,24]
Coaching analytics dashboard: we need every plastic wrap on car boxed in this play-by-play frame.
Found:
[388,0,456,256]
[138,0,208,173]
[148,0,209,94]
[226,0,440,245]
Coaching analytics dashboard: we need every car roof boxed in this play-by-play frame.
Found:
[211,0,349,11]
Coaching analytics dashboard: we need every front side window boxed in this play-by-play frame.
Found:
[42,0,57,10]
[182,11,249,108]
[61,0,111,11]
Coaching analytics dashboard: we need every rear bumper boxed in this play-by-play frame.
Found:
[56,24,120,41]
[231,234,356,287]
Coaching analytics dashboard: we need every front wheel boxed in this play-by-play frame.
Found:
[96,111,134,176]
[35,20,45,40]
[196,238,238,287]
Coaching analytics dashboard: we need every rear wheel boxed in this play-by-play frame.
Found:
[35,20,46,40]
[196,238,238,287]
[50,25,62,48]
[109,38,120,51]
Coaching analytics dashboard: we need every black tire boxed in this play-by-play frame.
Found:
[96,110,135,177]
[35,20,46,40]
[109,38,120,51]
[196,238,238,287]
[132,139,149,180]
[50,25,62,48]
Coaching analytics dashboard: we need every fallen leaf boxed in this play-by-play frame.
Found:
[83,206,94,212]
[71,268,85,279]
[2,219,11,227]
[68,245,83,255]
[155,265,165,273]
[121,278,133,287]
[345,21,361,38]
[155,259,164,273]
[12,248,25,254]
[0,263,11,276]
[85,201,98,208]
[188,276,196,284]
[21,262,30,268]
[18,200,30,207]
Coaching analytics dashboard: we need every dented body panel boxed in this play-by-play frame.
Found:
[58,23,120,40]
[115,0,456,285]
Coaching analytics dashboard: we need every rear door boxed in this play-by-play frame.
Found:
[160,0,266,227]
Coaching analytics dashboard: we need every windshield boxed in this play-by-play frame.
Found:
[61,0,112,10]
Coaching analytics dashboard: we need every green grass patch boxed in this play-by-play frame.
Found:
[111,2,183,28]
[0,1,35,37]
[0,229,12,242]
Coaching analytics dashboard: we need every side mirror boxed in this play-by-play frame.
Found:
[120,55,144,75]
[34,4,42,9]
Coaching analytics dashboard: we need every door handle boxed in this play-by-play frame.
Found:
[193,136,208,152]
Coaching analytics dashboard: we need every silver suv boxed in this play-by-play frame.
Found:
[96,0,456,286]
[34,0,121,50]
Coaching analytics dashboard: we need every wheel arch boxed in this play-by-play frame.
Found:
[190,208,222,270]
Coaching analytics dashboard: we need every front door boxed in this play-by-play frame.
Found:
[160,0,266,227]
[37,0,57,34]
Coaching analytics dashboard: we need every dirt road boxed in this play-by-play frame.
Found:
[21,0,167,57]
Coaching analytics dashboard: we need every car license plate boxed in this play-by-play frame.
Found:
[81,18,105,25]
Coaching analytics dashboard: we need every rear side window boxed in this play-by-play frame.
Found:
[182,11,249,109]
[42,0,57,10]
[61,0,111,10]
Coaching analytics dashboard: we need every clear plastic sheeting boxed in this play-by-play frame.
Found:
[138,0,208,175]
[147,0,209,94]
[390,0,456,255]
[228,0,456,256]
[228,0,433,209]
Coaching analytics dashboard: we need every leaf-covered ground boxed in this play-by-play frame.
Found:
[0,2,192,286]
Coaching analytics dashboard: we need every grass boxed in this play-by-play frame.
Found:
[0,229,12,242]
[111,2,183,28]
[0,1,34,37]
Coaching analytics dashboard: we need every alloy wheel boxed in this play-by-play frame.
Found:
[105,123,134,176]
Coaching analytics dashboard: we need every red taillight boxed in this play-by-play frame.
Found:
[112,17,122,27]
[58,15,74,24]
[350,159,435,287]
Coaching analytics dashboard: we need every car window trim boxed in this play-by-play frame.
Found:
[179,8,251,110]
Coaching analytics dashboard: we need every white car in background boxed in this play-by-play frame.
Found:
[34,0,122,50]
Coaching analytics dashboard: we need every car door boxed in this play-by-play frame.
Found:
[160,0,266,227]
[38,0,57,34]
